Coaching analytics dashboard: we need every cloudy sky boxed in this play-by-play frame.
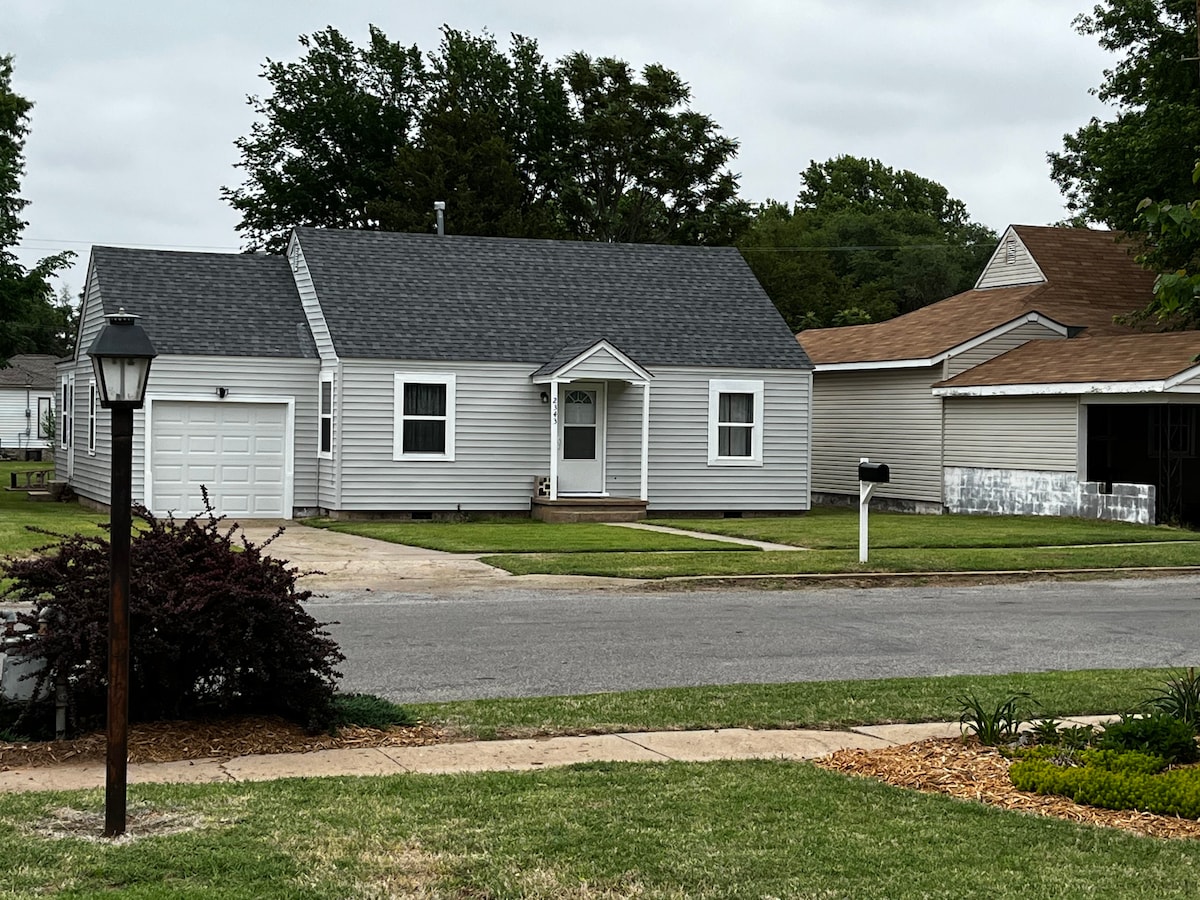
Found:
[8,0,1114,291]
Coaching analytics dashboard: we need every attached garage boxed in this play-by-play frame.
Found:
[146,398,293,519]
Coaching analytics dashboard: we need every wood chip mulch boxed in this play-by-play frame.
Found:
[0,716,445,769]
[815,737,1200,840]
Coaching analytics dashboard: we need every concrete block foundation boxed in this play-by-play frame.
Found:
[944,466,1155,525]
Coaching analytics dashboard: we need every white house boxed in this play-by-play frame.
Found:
[0,354,56,459]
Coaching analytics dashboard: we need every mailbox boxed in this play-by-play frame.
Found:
[858,461,890,483]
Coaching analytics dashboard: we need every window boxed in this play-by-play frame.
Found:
[60,378,72,449]
[318,373,334,458]
[87,382,97,454]
[393,374,455,460]
[37,397,52,439]
[707,379,763,466]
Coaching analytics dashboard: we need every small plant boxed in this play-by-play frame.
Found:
[1096,711,1199,765]
[956,691,1032,746]
[1146,667,1200,732]
[1029,718,1062,745]
[332,693,415,730]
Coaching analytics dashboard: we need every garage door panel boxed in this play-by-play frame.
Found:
[151,400,289,519]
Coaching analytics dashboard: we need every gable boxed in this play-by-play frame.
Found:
[974,227,1046,290]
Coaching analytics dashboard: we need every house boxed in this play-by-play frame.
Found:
[59,229,814,521]
[798,225,1200,525]
[0,354,57,459]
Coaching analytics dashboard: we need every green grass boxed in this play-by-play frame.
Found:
[304,517,750,553]
[0,461,107,559]
[411,669,1169,740]
[484,541,1200,578]
[4,759,1200,898]
[653,507,1200,549]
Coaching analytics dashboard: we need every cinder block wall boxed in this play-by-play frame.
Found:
[943,467,1155,525]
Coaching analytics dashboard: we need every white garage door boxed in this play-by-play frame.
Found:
[150,400,289,518]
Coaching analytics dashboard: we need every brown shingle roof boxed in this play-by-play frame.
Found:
[797,226,1157,366]
[934,332,1200,389]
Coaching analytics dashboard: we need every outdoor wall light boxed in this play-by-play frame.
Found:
[540,391,549,404]
[216,387,229,399]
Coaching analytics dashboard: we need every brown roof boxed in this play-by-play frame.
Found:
[797,226,1157,365]
[935,332,1200,388]
[0,354,57,389]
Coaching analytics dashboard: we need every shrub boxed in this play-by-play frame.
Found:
[956,691,1032,746]
[1,506,345,732]
[1011,753,1200,819]
[1146,667,1200,732]
[1096,711,1199,764]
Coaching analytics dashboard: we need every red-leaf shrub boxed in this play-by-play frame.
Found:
[2,506,344,732]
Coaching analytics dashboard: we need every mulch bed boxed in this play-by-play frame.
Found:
[0,715,444,769]
[816,737,1200,840]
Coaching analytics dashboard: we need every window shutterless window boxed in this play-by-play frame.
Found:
[393,374,456,460]
[318,373,334,458]
[707,379,763,466]
[87,382,97,454]
[60,379,72,449]
[37,397,51,439]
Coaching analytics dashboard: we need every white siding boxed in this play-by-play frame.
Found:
[290,240,338,364]
[333,360,811,512]
[944,322,1066,378]
[0,389,54,451]
[975,228,1045,289]
[944,396,1079,471]
[560,347,641,381]
[811,367,943,503]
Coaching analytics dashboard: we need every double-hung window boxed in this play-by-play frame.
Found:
[707,379,764,466]
[394,374,455,460]
[87,382,97,454]
[60,378,72,450]
[318,373,334,458]
[37,397,52,439]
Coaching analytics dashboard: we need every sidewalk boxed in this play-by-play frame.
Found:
[0,716,1116,794]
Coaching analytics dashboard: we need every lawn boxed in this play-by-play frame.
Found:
[653,507,1200,549]
[305,517,749,553]
[0,461,108,559]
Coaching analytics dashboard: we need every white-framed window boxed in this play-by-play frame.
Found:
[318,372,334,458]
[707,379,764,466]
[37,397,52,439]
[393,373,456,460]
[60,377,73,449]
[87,381,97,454]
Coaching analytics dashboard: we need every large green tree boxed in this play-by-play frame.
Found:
[1048,0,1200,252]
[0,55,73,364]
[223,26,748,250]
[740,156,996,330]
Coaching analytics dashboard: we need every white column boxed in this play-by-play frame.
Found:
[639,381,650,502]
[548,381,560,501]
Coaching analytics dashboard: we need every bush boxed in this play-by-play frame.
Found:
[1,506,345,732]
[1011,753,1200,819]
[1096,711,1199,764]
[956,691,1032,745]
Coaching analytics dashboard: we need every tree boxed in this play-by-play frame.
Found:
[0,55,74,363]
[223,26,749,250]
[739,157,996,330]
[1048,1,1200,253]
[1130,161,1200,328]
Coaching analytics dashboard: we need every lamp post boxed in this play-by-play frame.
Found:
[86,308,156,838]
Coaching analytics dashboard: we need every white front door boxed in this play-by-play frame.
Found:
[558,383,605,494]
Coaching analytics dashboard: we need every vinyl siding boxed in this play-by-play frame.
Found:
[0,389,54,450]
[944,396,1079,471]
[811,366,943,502]
[944,322,1066,378]
[333,360,810,512]
[560,347,642,381]
[975,230,1045,289]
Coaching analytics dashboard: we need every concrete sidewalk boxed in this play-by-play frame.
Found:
[0,716,1116,794]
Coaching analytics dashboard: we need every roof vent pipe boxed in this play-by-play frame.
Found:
[434,201,446,236]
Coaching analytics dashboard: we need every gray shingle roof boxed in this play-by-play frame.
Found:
[89,247,317,359]
[295,228,812,370]
[0,354,57,388]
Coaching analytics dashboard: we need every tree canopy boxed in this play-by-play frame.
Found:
[739,156,996,330]
[0,55,74,364]
[1048,0,1200,254]
[223,26,748,251]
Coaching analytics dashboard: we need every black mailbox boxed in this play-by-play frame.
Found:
[858,461,890,483]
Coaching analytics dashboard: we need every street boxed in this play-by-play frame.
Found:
[306,575,1200,703]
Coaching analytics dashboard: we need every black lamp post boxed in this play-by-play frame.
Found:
[86,308,156,838]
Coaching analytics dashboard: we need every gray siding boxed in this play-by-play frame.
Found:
[333,360,810,512]
[811,366,943,503]
[944,322,1065,378]
[943,396,1079,471]
[975,230,1044,289]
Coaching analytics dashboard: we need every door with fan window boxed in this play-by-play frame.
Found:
[558,383,605,494]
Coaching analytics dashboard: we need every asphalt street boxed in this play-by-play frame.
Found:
[306,575,1200,703]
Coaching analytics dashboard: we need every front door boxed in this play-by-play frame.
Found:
[558,383,605,494]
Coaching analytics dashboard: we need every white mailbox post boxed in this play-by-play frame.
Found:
[858,458,890,563]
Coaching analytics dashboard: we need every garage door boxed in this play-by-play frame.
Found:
[150,400,289,518]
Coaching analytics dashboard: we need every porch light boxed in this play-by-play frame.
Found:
[87,309,157,408]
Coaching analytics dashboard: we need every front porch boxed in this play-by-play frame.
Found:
[531,496,648,523]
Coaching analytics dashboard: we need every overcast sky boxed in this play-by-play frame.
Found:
[8,0,1114,291]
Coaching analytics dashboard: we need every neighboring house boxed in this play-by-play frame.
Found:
[60,229,813,520]
[798,225,1200,526]
[0,354,57,458]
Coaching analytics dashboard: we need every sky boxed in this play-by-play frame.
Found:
[7,0,1116,292]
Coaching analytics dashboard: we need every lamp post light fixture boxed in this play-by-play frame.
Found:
[86,308,156,838]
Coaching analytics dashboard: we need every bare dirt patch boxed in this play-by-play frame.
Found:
[817,737,1200,840]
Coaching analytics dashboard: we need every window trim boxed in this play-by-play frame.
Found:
[60,377,72,450]
[37,397,52,439]
[87,381,97,455]
[318,372,334,459]
[393,373,456,461]
[707,379,764,467]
